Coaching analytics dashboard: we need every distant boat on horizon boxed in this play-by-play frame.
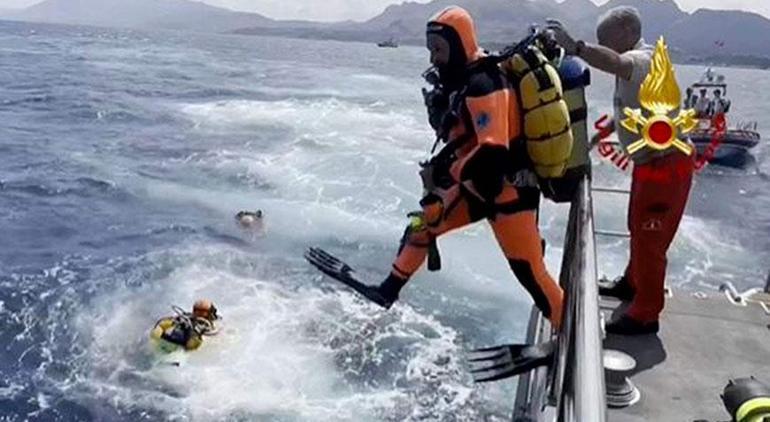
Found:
[686,68,761,168]
[377,38,398,48]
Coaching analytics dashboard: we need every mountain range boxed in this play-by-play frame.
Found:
[0,0,276,32]
[3,0,770,62]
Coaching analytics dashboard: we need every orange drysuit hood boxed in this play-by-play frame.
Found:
[427,6,483,65]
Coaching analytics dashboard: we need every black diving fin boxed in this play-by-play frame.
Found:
[467,341,555,383]
[304,247,395,309]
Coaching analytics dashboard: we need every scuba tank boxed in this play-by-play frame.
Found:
[501,45,573,184]
[150,306,217,353]
[150,317,196,353]
[540,55,592,203]
[497,26,591,203]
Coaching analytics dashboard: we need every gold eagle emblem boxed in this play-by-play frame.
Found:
[621,37,696,156]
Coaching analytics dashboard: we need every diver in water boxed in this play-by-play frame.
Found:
[236,210,263,228]
[150,299,220,352]
[307,6,564,330]
[236,210,266,237]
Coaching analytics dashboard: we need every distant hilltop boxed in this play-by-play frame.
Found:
[0,0,276,32]
[3,0,770,67]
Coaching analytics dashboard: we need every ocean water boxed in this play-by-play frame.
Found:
[0,20,768,421]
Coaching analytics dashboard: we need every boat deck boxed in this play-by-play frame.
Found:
[602,289,770,422]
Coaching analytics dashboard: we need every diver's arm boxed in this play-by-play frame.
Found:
[454,83,512,202]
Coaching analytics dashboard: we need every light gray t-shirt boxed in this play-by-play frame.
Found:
[695,96,711,115]
[613,40,658,164]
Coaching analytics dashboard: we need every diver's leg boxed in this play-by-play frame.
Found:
[381,184,482,302]
[489,186,564,330]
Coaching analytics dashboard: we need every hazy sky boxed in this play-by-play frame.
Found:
[2,0,769,21]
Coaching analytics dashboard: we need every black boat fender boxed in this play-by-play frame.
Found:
[722,377,770,422]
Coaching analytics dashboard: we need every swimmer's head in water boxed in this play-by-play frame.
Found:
[235,210,264,227]
[192,299,219,321]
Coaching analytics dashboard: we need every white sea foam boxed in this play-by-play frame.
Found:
[72,244,506,421]
[6,27,769,422]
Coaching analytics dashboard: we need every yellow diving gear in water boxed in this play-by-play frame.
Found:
[150,304,219,354]
[150,317,203,352]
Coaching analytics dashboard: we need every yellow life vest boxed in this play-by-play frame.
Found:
[501,46,573,180]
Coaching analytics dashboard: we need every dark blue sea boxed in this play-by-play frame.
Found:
[1,19,768,421]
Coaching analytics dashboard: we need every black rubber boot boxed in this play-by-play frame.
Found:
[377,274,408,309]
[598,274,635,301]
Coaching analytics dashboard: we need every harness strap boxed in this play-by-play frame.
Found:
[495,188,541,215]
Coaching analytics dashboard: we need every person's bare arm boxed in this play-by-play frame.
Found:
[545,19,635,80]
[578,43,634,81]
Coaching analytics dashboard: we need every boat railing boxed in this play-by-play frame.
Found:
[553,176,607,421]
[735,121,758,132]
[513,175,607,421]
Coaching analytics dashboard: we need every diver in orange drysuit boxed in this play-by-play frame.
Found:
[371,7,564,328]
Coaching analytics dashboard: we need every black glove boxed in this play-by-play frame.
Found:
[422,87,450,132]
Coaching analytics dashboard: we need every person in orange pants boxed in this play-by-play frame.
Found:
[603,153,693,333]
[372,6,564,329]
[548,8,694,334]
